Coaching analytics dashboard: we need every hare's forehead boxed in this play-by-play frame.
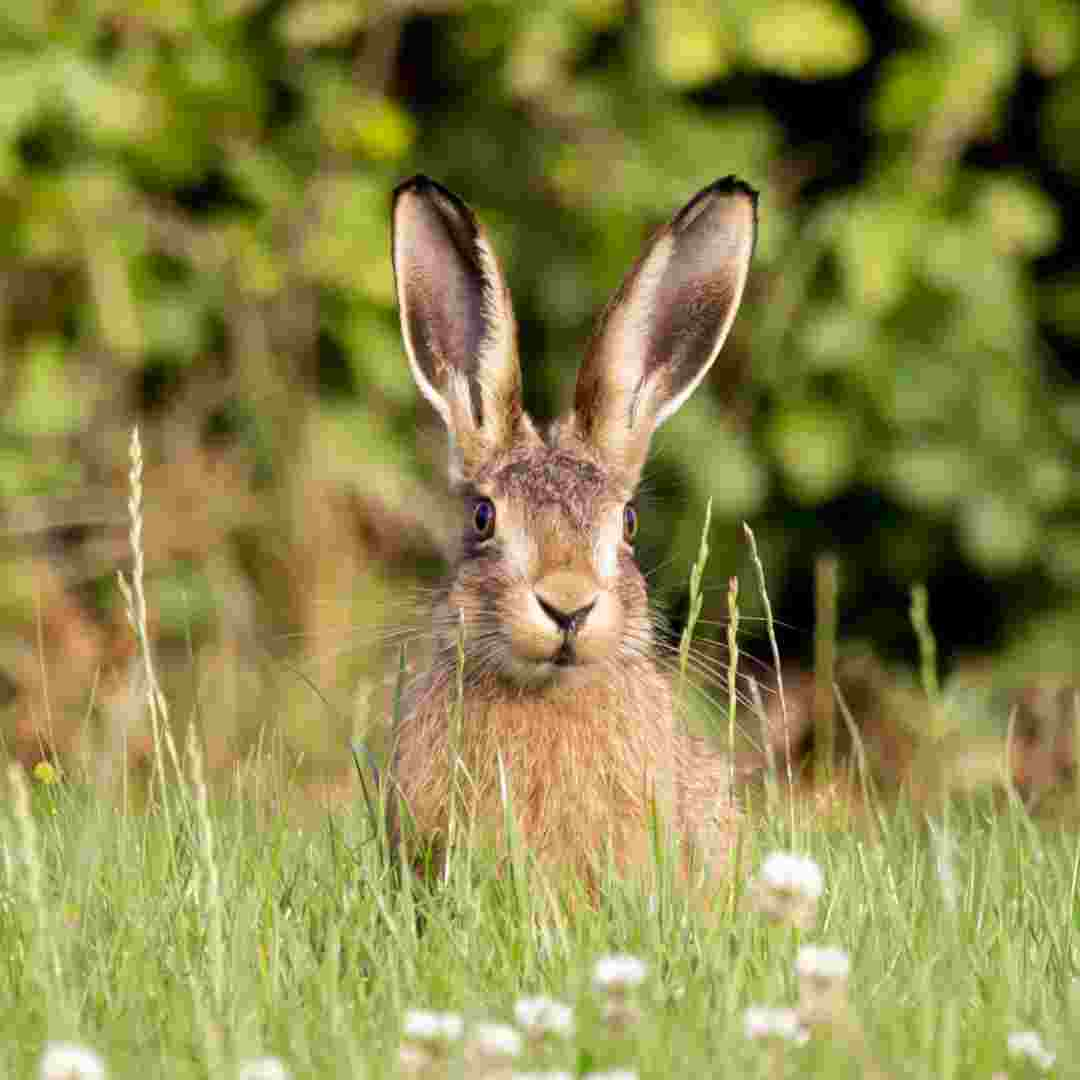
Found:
[489,451,621,524]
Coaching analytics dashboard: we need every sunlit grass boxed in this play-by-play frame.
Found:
[1,760,1077,1078]
[1,437,1075,1078]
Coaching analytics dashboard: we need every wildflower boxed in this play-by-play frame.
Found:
[39,1043,106,1080]
[467,1022,523,1060]
[514,996,575,1040]
[582,1072,638,1080]
[401,1009,465,1047]
[237,1058,290,1080]
[593,954,647,1030]
[750,852,824,929]
[398,1010,464,1074]
[592,954,648,994]
[743,1005,810,1046]
[32,761,59,785]
[794,945,850,1026]
[510,1074,573,1080]
[1007,1030,1055,1071]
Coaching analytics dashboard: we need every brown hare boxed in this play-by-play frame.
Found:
[388,174,757,891]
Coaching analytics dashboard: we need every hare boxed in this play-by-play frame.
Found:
[388,174,757,890]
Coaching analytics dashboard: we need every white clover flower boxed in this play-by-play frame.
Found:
[795,945,850,981]
[237,1058,290,1080]
[750,852,824,929]
[582,1071,638,1080]
[401,1009,465,1047]
[1007,1030,1056,1071]
[39,1043,107,1080]
[467,1022,523,1061]
[592,954,648,994]
[743,1006,810,1046]
[795,945,851,1025]
[514,996,575,1040]
[510,1073,574,1080]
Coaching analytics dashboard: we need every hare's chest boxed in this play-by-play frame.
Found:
[396,688,674,868]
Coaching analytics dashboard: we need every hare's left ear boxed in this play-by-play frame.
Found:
[572,177,757,482]
[392,175,530,480]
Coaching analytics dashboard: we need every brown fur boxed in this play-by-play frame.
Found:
[388,175,757,893]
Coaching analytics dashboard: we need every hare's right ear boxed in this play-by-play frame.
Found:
[572,177,757,484]
[392,175,531,479]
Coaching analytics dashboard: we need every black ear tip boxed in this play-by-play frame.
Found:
[393,173,439,205]
[710,175,759,205]
[391,174,479,230]
[673,175,759,231]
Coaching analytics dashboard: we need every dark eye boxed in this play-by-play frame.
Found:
[623,503,638,543]
[473,497,496,540]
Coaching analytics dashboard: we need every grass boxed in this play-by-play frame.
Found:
[1,766,1077,1077]
[2,435,1076,1078]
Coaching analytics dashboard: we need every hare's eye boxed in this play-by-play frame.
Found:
[472,498,496,540]
[623,503,638,543]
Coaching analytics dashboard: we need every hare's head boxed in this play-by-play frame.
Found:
[392,176,756,689]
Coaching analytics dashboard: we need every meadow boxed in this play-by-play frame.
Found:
[2,4,1078,1076]
[2,444,1076,1079]
[3,720,1076,1078]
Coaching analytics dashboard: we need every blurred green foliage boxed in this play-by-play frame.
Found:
[0,0,1077,768]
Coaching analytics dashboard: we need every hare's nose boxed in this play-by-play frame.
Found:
[533,583,600,630]
[535,592,597,635]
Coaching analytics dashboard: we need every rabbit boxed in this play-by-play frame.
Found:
[387,174,758,891]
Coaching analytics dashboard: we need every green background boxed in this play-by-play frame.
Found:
[0,0,1077,777]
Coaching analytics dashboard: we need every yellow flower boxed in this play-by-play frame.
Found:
[32,761,59,785]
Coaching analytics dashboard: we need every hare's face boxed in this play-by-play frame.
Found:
[392,175,756,691]
[447,443,646,686]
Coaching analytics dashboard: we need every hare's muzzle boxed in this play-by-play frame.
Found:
[500,568,623,681]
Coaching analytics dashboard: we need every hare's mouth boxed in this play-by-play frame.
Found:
[552,640,576,667]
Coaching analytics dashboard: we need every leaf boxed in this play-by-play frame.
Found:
[768,402,859,503]
[871,49,949,134]
[836,194,920,313]
[649,1,735,88]
[1023,0,1080,76]
[350,97,416,162]
[276,0,374,47]
[959,495,1038,571]
[663,397,769,517]
[6,339,90,438]
[747,0,870,79]
[301,176,392,302]
[1041,273,1080,339]
[976,176,1060,256]
[882,445,981,512]
[1040,73,1080,180]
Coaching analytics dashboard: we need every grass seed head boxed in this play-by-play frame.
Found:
[39,1043,106,1080]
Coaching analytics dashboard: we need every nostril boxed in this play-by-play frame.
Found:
[536,595,597,634]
